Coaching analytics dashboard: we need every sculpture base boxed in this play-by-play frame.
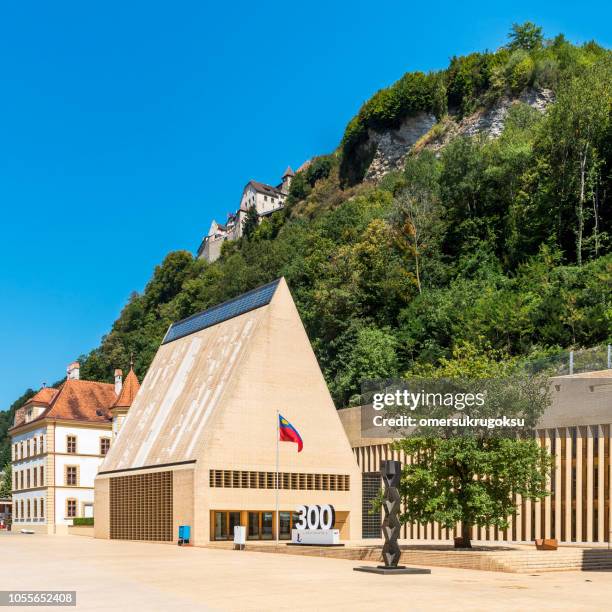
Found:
[354,565,431,575]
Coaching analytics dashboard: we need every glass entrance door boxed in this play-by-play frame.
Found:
[214,511,242,540]
[247,512,260,540]
[214,511,228,540]
[261,512,273,540]
[228,512,240,537]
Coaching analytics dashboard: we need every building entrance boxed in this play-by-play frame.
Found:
[211,510,301,541]
[213,511,241,540]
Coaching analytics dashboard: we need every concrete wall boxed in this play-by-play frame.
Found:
[94,477,110,539]
[172,469,194,540]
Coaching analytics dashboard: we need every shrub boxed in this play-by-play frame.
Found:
[72,517,94,526]
[506,50,535,93]
[533,57,560,89]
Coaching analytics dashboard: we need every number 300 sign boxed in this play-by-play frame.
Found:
[294,504,336,530]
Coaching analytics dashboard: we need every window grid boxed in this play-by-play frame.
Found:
[209,469,350,491]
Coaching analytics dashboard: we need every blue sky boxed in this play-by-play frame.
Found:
[0,1,610,408]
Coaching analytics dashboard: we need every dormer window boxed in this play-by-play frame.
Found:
[26,408,33,423]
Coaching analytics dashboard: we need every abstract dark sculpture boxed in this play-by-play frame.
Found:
[354,460,431,575]
[380,460,403,567]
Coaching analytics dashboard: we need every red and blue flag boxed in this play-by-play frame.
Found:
[279,414,303,452]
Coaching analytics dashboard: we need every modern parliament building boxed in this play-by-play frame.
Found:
[94,278,361,544]
[94,278,612,547]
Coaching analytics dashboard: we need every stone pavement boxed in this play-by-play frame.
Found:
[2,532,610,611]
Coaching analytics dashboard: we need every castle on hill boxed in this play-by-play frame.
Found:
[197,164,308,263]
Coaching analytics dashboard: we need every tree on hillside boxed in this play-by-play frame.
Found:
[506,22,543,52]
[391,347,552,549]
[391,152,443,294]
[542,57,611,265]
[242,206,260,240]
[332,326,399,406]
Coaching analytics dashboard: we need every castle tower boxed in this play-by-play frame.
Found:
[281,166,295,194]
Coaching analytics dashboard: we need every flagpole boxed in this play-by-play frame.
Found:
[275,410,280,545]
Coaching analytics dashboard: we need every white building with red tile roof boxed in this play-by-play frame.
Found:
[9,362,139,534]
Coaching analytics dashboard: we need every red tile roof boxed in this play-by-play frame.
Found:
[113,367,140,408]
[11,379,118,430]
[46,379,117,422]
[27,387,59,406]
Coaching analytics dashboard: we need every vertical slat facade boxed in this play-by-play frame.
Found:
[353,423,611,543]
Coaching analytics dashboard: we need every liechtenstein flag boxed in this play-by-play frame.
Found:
[279,414,303,452]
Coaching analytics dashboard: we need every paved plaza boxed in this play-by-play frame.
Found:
[2,533,610,611]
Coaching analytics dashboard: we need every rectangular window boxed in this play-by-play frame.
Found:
[26,470,30,489]
[35,437,39,455]
[66,466,78,486]
[66,499,77,518]
[33,469,37,487]
[67,435,77,454]
[40,498,45,519]
[100,438,111,456]
[40,466,44,486]
[27,499,31,518]
[33,498,37,519]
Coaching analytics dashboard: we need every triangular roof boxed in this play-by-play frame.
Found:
[282,166,295,177]
[113,367,141,408]
[99,278,358,476]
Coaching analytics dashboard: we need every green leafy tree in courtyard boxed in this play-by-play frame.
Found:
[394,346,552,549]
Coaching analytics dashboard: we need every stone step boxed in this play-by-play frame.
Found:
[203,542,612,573]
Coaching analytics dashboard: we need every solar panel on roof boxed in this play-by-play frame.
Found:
[161,278,281,345]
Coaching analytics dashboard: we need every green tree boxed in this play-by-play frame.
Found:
[506,22,544,52]
[332,326,399,406]
[541,57,611,265]
[242,206,260,240]
[395,347,552,549]
[0,462,11,499]
[395,436,551,548]
[391,152,443,293]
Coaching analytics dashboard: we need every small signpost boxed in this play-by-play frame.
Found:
[234,525,246,550]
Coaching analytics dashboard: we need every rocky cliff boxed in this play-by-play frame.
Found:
[364,88,555,181]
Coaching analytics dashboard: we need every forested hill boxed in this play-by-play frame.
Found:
[1,23,611,465]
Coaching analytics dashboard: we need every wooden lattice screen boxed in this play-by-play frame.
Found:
[110,471,173,541]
